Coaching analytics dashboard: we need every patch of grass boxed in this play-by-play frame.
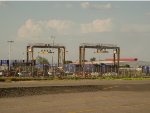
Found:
[67,76,81,80]
[0,76,150,82]
[101,77,116,80]
[0,77,54,82]
[0,78,5,82]
[122,77,150,80]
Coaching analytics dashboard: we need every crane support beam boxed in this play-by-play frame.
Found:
[79,43,120,74]
[26,43,66,67]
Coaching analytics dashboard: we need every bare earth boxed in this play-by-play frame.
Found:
[0,80,150,113]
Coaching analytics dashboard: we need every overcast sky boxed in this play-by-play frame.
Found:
[0,1,150,62]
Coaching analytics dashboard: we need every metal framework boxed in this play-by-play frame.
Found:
[79,43,120,73]
[26,43,66,67]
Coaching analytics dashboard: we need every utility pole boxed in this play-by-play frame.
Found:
[7,40,14,72]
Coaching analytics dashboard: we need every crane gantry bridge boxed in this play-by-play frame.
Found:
[26,42,120,73]
[79,43,120,73]
[26,43,66,67]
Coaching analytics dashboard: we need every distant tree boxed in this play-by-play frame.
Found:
[36,56,49,64]
[82,60,88,62]
[125,64,130,68]
[90,57,96,62]
[65,60,73,64]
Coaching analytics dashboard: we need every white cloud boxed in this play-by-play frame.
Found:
[17,19,74,40]
[80,2,111,10]
[17,19,44,39]
[80,2,90,9]
[18,18,113,40]
[47,19,74,33]
[81,18,112,33]
[121,24,150,33]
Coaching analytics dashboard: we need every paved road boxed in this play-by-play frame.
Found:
[0,80,150,113]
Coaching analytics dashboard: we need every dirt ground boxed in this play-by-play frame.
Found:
[0,80,150,113]
[0,91,150,113]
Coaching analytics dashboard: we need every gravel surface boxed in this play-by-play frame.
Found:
[0,80,150,98]
[0,79,150,88]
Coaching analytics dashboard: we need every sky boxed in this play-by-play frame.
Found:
[0,1,150,62]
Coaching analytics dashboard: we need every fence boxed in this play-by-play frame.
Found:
[0,63,150,78]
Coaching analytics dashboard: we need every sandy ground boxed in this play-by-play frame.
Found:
[0,80,150,113]
[0,91,150,113]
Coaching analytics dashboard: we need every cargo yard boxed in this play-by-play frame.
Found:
[0,42,150,78]
[1,1,150,113]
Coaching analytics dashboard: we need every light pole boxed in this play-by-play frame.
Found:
[51,36,55,66]
[7,40,14,72]
[51,35,55,75]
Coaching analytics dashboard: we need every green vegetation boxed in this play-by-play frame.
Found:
[90,57,96,62]
[0,78,5,82]
[121,77,150,80]
[0,75,150,82]
[36,56,49,64]
[64,60,73,64]
[0,77,53,82]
